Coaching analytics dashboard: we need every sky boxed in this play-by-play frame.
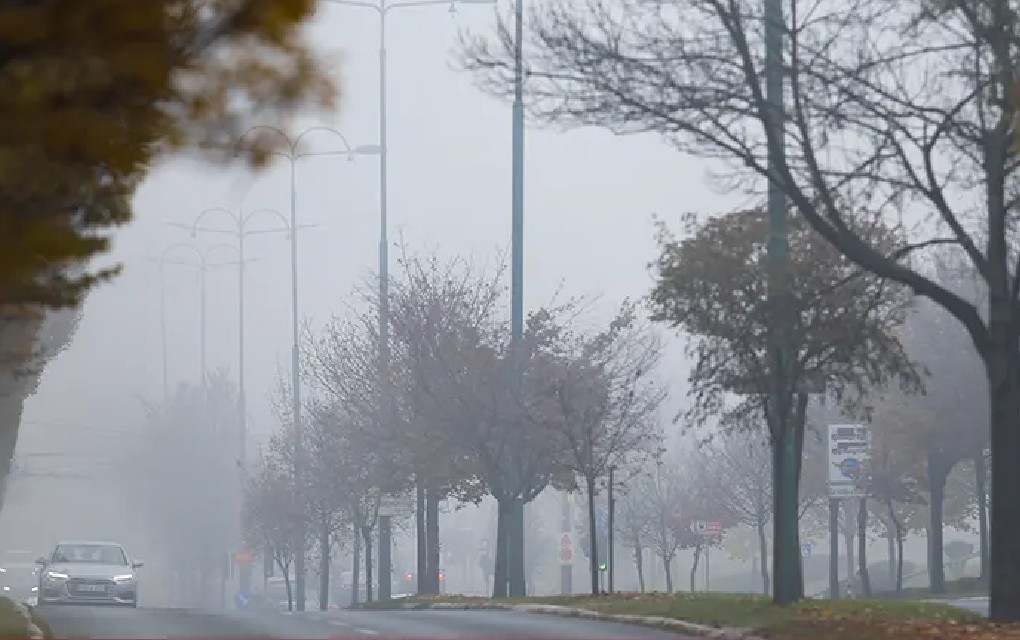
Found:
[19,1,734,459]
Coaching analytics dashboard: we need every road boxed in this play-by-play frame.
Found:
[39,604,692,639]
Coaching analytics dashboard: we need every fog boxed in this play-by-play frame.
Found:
[0,0,986,610]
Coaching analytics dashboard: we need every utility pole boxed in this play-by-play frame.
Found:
[829,498,840,599]
[506,0,527,599]
[560,492,572,595]
[763,0,796,605]
[607,467,615,594]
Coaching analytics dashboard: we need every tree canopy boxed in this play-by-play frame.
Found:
[0,0,333,310]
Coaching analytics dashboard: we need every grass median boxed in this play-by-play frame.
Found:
[359,592,1009,639]
[0,597,50,638]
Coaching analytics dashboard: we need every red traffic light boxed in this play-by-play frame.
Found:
[438,571,445,581]
[403,572,413,581]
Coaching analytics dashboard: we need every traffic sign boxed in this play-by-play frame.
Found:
[801,543,813,558]
[234,549,253,566]
[234,590,250,610]
[690,520,723,535]
[558,533,574,563]
[379,494,414,517]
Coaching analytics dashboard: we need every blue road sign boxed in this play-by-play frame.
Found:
[234,590,250,611]
[801,543,813,558]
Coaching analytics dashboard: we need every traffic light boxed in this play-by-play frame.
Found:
[438,571,445,582]
[403,572,413,582]
[598,561,608,572]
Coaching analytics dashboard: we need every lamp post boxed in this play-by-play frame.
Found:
[322,0,495,601]
[763,0,795,604]
[154,242,242,397]
[237,125,378,612]
[169,208,291,600]
[168,207,294,478]
[505,0,527,599]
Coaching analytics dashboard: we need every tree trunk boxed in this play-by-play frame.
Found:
[426,487,440,595]
[351,525,361,606]
[493,497,508,598]
[984,328,1020,621]
[688,546,699,593]
[633,537,645,593]
[927,452,949,595]
[362,526,374,603]
[318,517,330,611]
[281,562,293,612]
[416,482,427,595]
[857,497,871,597]
[657,551,670,593]
[886,521,896,586]
[757,521,770,596]
[586,479,599,595]
[769,393,807,604]
[975,449,989,581]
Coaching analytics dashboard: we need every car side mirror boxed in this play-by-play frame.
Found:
[131,561,143,569]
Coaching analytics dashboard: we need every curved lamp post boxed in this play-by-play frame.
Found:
[237,125,378,612]
[155,241,242,400]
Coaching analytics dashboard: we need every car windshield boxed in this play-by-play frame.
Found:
[51,544,127,565]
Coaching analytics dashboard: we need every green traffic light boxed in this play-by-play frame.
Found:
[598,562,607,571]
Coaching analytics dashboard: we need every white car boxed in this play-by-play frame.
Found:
[36,541,142,607]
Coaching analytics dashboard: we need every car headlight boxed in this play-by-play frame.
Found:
[46,571,69,580]
[30,586,37,592]
[111,574,134,582]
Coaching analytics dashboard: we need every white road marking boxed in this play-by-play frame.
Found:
[355,628,380,635]
[329,620,353,628]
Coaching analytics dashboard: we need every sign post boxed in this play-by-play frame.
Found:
[689,521,723,591]
[827,424,871,600]
[378,495,413,601]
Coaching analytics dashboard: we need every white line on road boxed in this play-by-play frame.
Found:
[355,628,380,635]
[329,620,352,628]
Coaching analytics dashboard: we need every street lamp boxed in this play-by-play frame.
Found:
[236,125,378,612]
[168,207,296,477]
[322,0,495,602]
[153,242,243,399]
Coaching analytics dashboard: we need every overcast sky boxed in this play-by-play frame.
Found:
[9,2,749,536]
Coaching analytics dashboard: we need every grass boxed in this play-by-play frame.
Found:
[0,597,50,638]
[360,592,998,638]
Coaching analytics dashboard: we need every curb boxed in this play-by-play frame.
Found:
[9,600,44,639]
[392,601,762,639]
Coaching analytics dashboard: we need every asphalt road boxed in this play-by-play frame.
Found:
[39,604,693,639]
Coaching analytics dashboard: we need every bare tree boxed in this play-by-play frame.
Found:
[386,247,568,597]
[244,449,303,612]
[530,300,666,594]
[614,488,651,592]
[459,0,1020,618]
[629,458,698,593]
[695,434,773,594]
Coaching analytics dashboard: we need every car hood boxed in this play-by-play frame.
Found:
[45,563,133,578]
